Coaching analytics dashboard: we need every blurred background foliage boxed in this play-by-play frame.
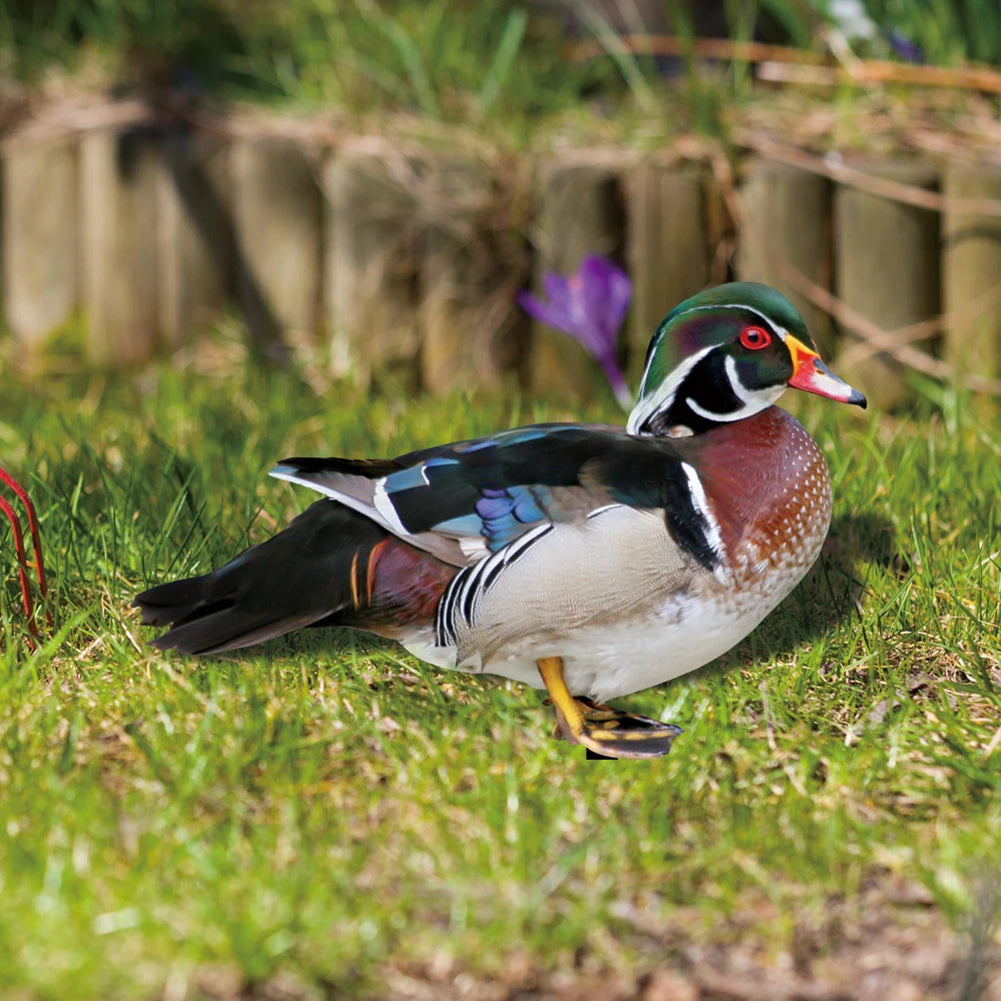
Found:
[2,0,1001,123]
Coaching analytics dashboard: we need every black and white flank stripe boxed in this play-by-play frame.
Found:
[434,523,555,648]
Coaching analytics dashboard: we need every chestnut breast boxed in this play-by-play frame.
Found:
[677,407,832,588]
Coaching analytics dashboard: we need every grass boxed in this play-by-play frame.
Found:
[0,0,628,123]
[1,331,1001,998]
[7,0,1001,145]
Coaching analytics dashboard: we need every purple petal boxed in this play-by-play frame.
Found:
[515,289,544,323]
[521,272,585,337]
[604,269,632,328]
[516,255,635,411]
[541,272,575,317]
[556,275,593,343]
[516,290,578,337]
[886,30,923,63]
[579,254,624,291]
[577,273,612,340]
[565,318,606,357]
[580,256,631,338]
[521,274,596,347]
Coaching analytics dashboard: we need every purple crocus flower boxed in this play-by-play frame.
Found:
[517,254,633,411]
[885,30,923,63]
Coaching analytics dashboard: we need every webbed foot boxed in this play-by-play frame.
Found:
[537,658,682,760]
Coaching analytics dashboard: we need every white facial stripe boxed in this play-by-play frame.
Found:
[680,302,787,336]
[627,344,714,434]
[726,354,754,405]
[684,389,781,423]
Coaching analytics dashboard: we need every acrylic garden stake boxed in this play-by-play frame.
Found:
[518,255,633,410]
[1,466,49,649]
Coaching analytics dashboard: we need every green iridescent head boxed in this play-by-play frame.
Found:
[627,282,865,436]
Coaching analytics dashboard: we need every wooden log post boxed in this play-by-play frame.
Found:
[737,159,835,355]
[942,164,1001,379]
[231,138,322,359]
[834,162,940,410]
[156,130,231,351]
[1,136,80,354]
[530,161,625,402]
[625,162,709,383]
[322,141,420,384]
[80,127,160,366]
[419,155,525,395]
[703,174,735,287]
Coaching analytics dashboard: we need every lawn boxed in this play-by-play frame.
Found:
[1,330,1000,999]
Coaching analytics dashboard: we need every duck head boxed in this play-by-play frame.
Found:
[627,282,866,437]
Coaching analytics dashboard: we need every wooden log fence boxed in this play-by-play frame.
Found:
[736,159,834,356]
[1,135,78,350]
[3,111,1001,404]
[323,141,421,383]
[156,130,231,351]
[834,161,941,411]
[80,127,160,366]
[419,154,518,395]
[943,164,1001,380]
[231,137,322,359]
[625,162,710,383]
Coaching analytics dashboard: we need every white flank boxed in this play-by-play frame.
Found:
[586,503,623,520]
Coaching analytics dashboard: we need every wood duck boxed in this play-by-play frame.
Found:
[135,282,865,759]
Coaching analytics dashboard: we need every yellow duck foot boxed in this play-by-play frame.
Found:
[537,657,682,760]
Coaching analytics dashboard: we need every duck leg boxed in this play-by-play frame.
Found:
[536,656,682,759]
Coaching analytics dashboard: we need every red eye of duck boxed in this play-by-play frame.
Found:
[739,325,772,350]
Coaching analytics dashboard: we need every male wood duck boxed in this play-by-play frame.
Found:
[135,282,865,759]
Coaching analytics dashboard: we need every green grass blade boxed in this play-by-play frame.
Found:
[475,8,527,115]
